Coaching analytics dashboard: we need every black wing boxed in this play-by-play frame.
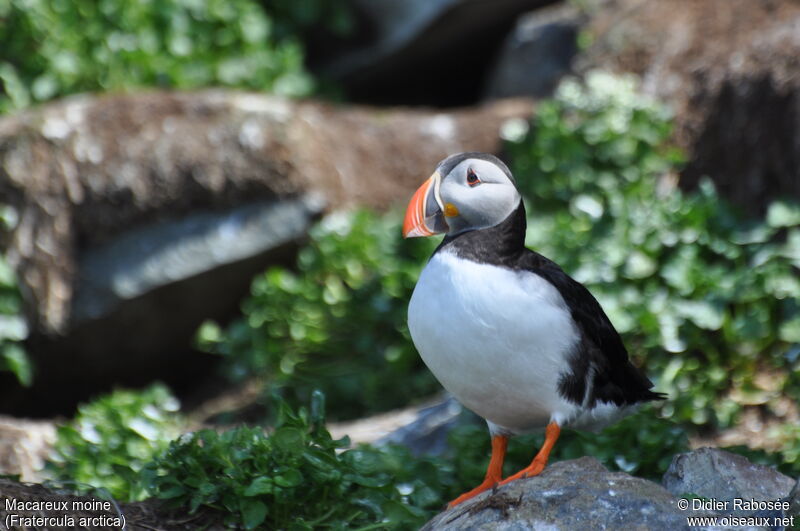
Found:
[519,250,666,407]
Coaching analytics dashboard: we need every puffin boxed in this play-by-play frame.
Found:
[403,152,665,507]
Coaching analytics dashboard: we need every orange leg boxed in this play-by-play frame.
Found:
[448,434,508,507]
[499,421,560,485]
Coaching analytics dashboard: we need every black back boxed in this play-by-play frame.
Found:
[434,201,666,407]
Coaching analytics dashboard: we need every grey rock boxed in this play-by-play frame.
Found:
[324,0,557,105]
[379,396,463,456]
[484,4,584,100]
[73,196,322,323]
[424,457,703,530]
[423,448,798,530]
[326,396,466,454]
[663,447,796,516]
[350,0,458,61]
[788,478,800,519]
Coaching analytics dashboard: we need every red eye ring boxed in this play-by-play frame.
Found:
[467,168,480,187]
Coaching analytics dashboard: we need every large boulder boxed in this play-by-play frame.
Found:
[424,457,701,530]
[0,91,532,415]
[663,447,797,517]
[424,448,799,530]
[578,0,800,214]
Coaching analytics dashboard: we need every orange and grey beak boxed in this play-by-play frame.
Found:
[403,172,448,238]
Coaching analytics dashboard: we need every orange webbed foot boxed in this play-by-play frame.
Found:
[447,477,500,507]
[498,459,546,485]
[448,434,508,508]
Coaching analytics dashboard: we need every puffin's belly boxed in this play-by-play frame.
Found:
[408,250,581,432]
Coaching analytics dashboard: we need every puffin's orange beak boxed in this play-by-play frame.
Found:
[403,172,447,238]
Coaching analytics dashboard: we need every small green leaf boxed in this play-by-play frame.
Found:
[1,344,32,386]
[779,315,800,343]
[244,476,273,496]
[157,485,186,501]
[624,250,657,279]
[241,500,268,530]
[767,201,800,228]
[674,300,724,330]
[272,427,305,453]
[274,469,303,488]
[344,473,387,488]
[571,194,604,219]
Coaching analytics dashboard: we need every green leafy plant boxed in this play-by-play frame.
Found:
[0,256,30,386]
[197,210,440,420]
[0,0,353,113]
[0,205,31,386]
[46,389,788,528]
[144,392,452,529]
[47,384,183,501]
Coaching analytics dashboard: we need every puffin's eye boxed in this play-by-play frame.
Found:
[466,168,480,187]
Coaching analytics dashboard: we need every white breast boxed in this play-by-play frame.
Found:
[408,249,583,434]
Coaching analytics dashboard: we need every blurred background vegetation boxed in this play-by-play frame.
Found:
[0,0,355,112]
[0,0,798,528]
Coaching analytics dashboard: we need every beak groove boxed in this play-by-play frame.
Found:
[403,172,445,238]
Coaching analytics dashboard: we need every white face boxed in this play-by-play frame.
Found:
[437,158,521,235]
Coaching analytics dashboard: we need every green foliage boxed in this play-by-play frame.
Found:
[267,0,354,41]
[46,389,788,528]
[0,205,31,386]
[145,393,452,529]
[48,384,183,502]
[0,0,343,113]
[0,256,30,386]
[506,71,800,429]
[197,211,440,420]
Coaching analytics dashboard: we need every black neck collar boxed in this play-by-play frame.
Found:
[434,200,527,266]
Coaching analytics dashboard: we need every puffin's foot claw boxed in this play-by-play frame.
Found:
[498,459,545,486]
[448,478,500,508]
